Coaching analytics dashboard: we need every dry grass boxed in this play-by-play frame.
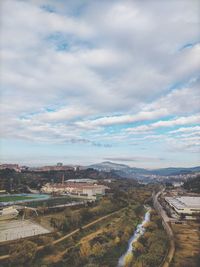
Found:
[171,222,200,267]
[41,211,124,265]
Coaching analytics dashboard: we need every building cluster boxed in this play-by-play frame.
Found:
[141,172,200,183]
[165,196,200,217]
[0,164,21,172]
[41,180,109,198]
[0,163,81,173]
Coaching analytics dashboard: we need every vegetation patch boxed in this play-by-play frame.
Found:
[124,209,169,267]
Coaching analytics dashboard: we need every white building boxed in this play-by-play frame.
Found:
[41,182,109,198]
[165,196,200,216]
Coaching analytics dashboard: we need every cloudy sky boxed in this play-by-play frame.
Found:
[0,0,200,168]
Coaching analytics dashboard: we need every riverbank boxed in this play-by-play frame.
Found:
[120,208,169,267]
[117,206,151,267]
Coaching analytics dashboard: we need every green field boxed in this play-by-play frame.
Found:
[0,195,35,202]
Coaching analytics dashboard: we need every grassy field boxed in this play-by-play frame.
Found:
[171,221,200,267]
[0,195,36,202]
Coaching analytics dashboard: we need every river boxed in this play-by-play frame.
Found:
[117,207,151,267]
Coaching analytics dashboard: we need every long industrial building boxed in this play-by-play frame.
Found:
[165,196,200,216]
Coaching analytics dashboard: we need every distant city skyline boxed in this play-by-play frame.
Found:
[0,0,200,168]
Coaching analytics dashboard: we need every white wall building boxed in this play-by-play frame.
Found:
[41,182,109,198]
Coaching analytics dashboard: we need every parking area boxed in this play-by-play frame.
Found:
[0,219,50,242]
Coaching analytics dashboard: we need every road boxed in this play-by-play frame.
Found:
[153,189,175,267]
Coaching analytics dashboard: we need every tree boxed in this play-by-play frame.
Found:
[151,215,162,228]
[9,240,37,266]
[150,209,157,216]
[92,242,105,256]
[70,212,82,227]
[63,219,70,232]
[144,221,157,231]
[143,231,153,240]
[183,175,200,193]
[79,241,91,258]
[114,236,120,245]
[134,205,144,216]
[124,252,133,267]
[133,241,145,255]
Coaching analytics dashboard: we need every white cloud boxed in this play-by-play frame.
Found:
[0,0,200,163]
[75,108,168,129]
[170,126,200,134]
[126,114,200,133]
[30,106,94,122]
[145,78,200,115]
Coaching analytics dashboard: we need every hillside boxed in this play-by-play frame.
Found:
[0,167,126,192]
[89,162,200,177]
[88,161,131,171]
[183,175,200,193]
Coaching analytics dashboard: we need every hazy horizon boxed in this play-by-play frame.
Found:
[1,158,200,170]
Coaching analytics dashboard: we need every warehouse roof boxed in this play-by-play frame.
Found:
[165,196,200,209]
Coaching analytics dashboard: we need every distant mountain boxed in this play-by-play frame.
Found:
[88,162,200,177]
[88,161,131,171]
[149,166,200,176]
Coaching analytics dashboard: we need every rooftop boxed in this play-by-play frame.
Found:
[165,196,200,209]
[45,182,108,189]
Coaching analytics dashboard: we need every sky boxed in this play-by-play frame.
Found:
[0,0,200,168]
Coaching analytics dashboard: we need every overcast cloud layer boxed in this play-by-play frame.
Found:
[0,0,200,167]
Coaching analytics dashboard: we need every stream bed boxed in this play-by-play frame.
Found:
[117,207,151,267]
